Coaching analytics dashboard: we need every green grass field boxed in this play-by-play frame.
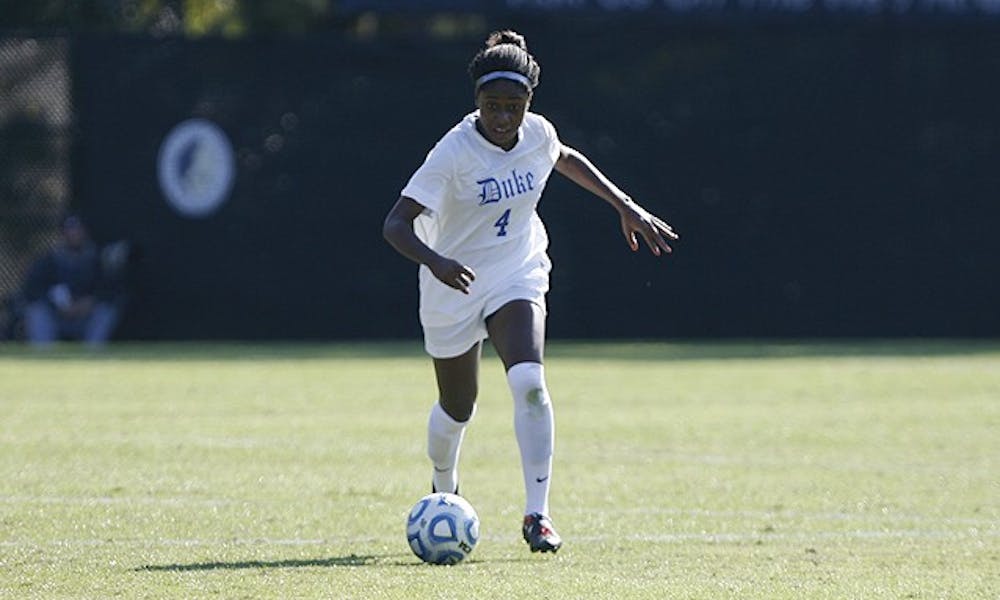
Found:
[1,341,997,599]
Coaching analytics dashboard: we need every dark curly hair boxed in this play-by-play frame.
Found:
[467,30,541,93]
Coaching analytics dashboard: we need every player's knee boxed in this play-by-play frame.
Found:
[439,397,477,423]
[507,361,550,412]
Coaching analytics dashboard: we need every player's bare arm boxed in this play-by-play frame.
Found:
[554,144,679,256]
[382,195,477,294]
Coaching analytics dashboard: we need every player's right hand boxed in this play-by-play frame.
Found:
[428,257,476,294]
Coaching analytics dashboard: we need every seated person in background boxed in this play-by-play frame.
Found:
[21,214,126,348]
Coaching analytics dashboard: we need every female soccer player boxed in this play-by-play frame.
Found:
[383,30,678,554]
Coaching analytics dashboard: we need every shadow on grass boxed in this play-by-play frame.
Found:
[135,553,392,571]
[134,553,534,571]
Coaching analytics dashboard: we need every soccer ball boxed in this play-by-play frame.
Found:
[406,492,480,565]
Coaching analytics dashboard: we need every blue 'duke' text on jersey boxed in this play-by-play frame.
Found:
[477,169,535,205]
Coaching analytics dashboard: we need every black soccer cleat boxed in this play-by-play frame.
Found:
[522,513,562,553]
[431,482,460,496]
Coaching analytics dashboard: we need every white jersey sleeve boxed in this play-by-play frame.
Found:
[400,136,457,215]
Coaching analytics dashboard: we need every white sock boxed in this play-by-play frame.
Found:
[427,402,470,494]
[507,361,554,516]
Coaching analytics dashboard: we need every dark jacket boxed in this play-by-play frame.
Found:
[22,242,121,306]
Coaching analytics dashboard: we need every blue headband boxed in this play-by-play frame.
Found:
[475,71,533,91]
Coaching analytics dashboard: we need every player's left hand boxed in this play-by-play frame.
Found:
[619,201,679,256]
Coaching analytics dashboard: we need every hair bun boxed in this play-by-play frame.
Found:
[486,30,528,52]
[468,29,540,90]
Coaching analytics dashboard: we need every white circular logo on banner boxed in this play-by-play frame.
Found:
[157,118,236,218]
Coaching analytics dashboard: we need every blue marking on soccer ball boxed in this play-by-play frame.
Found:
[407,498,431,526]
[427,513,458,544]
[465,518,480,545]
[407,532,430,562]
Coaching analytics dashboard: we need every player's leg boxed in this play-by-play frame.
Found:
[487,300,562,552]
[486,299,544,369]
[428,342,481,494]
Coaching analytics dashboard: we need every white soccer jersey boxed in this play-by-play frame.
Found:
[401,110,562,327]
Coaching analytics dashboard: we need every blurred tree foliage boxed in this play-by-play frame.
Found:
[0,0,333,37]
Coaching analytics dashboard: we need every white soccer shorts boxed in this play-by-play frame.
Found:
[421,260,549,359]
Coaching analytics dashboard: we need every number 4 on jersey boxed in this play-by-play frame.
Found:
[494,208,511,237]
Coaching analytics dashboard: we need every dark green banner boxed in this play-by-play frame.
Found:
[71,23,1000,339]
